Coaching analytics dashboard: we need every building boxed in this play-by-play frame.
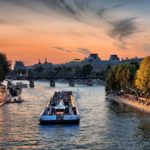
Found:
[63,59,82,68]
[83,53,110,72]
[109,55,120,61]
[57,53,121,73]
[84,53,101,63]
[26,58,53,78]
[13,54,143,79]
[14,61,26,73]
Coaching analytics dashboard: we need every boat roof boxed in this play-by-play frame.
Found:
[55,104,66,110]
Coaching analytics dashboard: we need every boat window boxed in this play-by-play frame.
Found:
[56,109,64,112]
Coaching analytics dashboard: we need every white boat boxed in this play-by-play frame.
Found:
[16,82,28,88]
[39,91,80,125]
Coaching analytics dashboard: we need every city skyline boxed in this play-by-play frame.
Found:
[13,54,141,67]
[0,0,150,65]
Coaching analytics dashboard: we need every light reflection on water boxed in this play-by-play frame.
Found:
[0,80,150,149]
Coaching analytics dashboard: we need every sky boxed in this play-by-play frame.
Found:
[0,0,150,65]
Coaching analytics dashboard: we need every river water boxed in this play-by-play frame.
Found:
[0,80,150,150]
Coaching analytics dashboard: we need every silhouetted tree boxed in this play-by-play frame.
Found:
[0,53,10,82]
[34,66,44,72]
[81,64,93,77]
[130,61,139,70]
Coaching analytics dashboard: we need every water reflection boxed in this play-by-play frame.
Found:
[0,81,150,149]
[39,125,80,138]
[106,98,150,150]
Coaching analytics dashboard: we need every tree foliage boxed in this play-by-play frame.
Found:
[81,64,93,77]
[0,53,10,82]
[34,66,44,72]
[106,64,137,92]
[135,56,150,95]
[75,66,81,77]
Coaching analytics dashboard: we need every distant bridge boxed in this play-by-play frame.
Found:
[7,75,106,81]
[6,76,105,88]
[27,76,106,81]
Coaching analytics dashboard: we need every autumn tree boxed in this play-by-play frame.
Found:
[105,64,137,92]
[135,56,150,96]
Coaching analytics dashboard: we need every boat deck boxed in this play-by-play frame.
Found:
[40,91,80,125]
[45,91,77,116]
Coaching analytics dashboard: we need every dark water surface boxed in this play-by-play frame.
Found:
[0,81,150,150]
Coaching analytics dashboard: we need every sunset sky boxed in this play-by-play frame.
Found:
[0,0,150,65]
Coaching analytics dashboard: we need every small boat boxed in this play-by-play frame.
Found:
[16,82,28,88]
[29,80,34,88]
[39,91,80,125]
[7,81,22,97]
[6,96,24,104]
[50,80,55,87]
[69,80,75,87]
[87,79,93,86]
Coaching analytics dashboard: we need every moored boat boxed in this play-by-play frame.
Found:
[29,80,34,88]
[69,80,75,87]
[7,81,22,97]
[39,91,80,125]
[6,96,24,104]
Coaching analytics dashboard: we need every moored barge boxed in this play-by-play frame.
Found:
[39,91,80,125]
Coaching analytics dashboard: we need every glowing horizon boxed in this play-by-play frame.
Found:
[0,0,150,65]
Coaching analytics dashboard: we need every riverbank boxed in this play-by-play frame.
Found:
[0,86,9,106]
[107,94,150,113]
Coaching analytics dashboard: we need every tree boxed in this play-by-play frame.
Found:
[54,67,62,74]
[28,69,33,78]
[16,68,26,75]
[34,66,44,72]
[0,53,10,82]
[81,64,93,77]
[105,64,137,92]
[130,61,139,70]
[135,56,150,95]
[105,66,118,92]
[75,66,81,77]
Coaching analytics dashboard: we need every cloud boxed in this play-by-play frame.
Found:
[0,19,26,26]
[0,18,17,25]
[76,48,92,55]
[1,0,137,27]
[108,17,140,50]
[97,0,137,20]
[53,47,72,53]
[109,17,138,39]
[0,19,9,24]
[53,47,91,55]
[39,0,139,27]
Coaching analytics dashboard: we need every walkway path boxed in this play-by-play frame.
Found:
[107,94,150,113]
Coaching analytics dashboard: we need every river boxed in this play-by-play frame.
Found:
[0,80,150,150]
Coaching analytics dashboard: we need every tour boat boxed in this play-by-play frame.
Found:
[39,91,80,125]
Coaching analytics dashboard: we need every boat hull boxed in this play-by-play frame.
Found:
[39,91,80,125]
[39,114,80,125]
[40,119,80,125]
